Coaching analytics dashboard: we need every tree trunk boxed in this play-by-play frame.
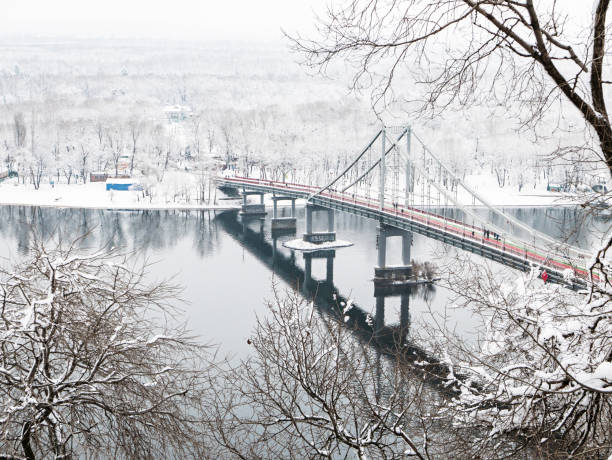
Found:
[21,423,35,460]
[594,122,612,176]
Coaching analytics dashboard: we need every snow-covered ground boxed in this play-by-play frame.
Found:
[459,173,580,207]
[0,179,238,211]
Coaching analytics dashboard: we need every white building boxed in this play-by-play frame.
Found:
[163,105,192,123]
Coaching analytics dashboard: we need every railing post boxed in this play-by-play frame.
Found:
[379,127,386,211]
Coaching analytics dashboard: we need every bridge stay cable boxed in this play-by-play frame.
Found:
[339,128,409,194]
[305,124,589,262]
[394,149,567,261]
[306,129,382,202]
[409,132,589,259]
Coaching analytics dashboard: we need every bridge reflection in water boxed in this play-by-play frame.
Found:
[216,210,455,392]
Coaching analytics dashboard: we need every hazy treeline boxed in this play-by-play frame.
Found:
[0,38,600,192]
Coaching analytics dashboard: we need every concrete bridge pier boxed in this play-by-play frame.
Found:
[271,196,297,231]
[375,224,413,282]
[239,189,267,217]
[303,204,336,244]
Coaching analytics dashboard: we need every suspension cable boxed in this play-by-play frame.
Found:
[307,130,382,201]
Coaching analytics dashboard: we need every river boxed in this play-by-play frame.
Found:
[0,205,605,357]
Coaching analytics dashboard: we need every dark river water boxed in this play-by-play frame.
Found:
[0,205,606,357]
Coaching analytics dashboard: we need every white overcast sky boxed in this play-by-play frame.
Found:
[1,0,329,41]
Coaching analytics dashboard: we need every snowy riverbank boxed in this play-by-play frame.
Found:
[458,173,582,207]
[0,173,585,211]
[0,180,239,211]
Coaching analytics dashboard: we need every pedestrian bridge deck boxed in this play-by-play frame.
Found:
[218,176,592,289]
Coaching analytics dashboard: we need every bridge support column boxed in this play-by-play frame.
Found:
[306,205,313,234]
[402,232,412,266]
[271,196,297,231]
[374,224,412,282]
[377,227,387,268]
[303,204,336,244]
[327,209,334,233]
[240,190,267,217]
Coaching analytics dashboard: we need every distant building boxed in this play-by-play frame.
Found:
[118,155,131,173]
[106,178,137,191]
[163,105,192,123]
[90,172,108,182]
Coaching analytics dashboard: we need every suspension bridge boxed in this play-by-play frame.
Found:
[217,126,594,289]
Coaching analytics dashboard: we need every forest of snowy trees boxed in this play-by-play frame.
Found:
[0,38,603,202]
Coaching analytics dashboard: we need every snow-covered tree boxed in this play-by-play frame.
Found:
[433,245,612,458]
[204,287,457,459]
[292,1,612,178]
[0,237,209,459]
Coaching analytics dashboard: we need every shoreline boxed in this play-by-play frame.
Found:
[0,179,585,211]
[0,197,581,211]
[0,199,581,211]
[0,201,240,211]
